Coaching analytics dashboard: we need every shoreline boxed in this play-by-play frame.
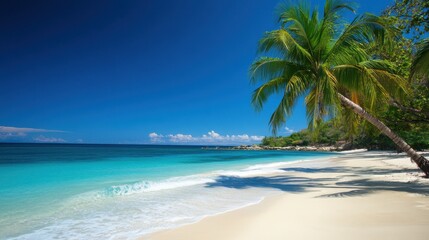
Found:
[145,151,429,240]
[203,145,352,151]
[230,144,350,151]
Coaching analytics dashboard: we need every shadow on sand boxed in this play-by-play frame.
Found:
[206,175,336,193]
[205,160,429,198]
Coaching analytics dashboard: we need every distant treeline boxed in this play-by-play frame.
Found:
[261,120,429,151]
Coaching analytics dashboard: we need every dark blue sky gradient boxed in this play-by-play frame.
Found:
[0,0,391,144]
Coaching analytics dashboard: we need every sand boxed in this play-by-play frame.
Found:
[144,151,429,240]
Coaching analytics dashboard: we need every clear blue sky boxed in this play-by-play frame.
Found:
[0,0,391,145]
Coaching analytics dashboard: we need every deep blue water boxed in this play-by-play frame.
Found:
[0,143,334,239]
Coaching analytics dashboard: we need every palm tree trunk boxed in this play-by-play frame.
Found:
[338,93,429,177]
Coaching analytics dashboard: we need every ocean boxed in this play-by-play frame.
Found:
[0,143,334,239]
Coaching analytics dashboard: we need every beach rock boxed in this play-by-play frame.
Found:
[229,144,345,152]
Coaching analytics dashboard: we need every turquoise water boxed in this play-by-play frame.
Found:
[0,143,334,239]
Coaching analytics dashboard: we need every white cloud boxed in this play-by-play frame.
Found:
[250,135,264,141]
[149,130,264,145]
[149,132,160,138]
[285,127,295,134]
[33,135,66,143]
[168,134,195,142]
[207,130,221,139]
[148,132,165,142]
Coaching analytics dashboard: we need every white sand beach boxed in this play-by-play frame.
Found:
[145,151,429,240]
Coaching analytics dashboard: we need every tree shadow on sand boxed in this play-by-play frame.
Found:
[206,175,337,193]
[205,165,429,198]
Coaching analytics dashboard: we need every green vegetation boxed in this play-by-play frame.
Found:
[363,0,429,151]
[251,0,429,175]
[261,121,344,147]
[383,0,428,41]
[261,119,429,151]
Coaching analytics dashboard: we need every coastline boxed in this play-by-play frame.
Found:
[230,144,348,151]
[145,151,429,240]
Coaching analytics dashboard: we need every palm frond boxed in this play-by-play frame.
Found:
[334,60,407,110]
[258,29,312,64]
[269,73,310,134]
[327,13,399,63]
[335,64,385,109]
[359,60,409,100]
[249,57,301,84]
[251,77,287,111]
[278,2,318,58]
[324,0,356,18]
[411,39,429,78]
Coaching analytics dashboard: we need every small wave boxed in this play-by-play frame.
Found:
[100,175,216,197]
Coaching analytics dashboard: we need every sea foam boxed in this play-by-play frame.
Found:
[101,175,216,197]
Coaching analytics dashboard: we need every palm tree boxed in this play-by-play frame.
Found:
[250,0,429,176]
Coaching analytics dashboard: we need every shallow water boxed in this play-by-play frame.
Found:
[0,143,334,239]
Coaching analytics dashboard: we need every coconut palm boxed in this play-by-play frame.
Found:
[250,0,429,176]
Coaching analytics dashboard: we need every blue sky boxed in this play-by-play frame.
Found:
[0,0,391,145]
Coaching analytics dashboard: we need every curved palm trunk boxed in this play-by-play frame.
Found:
[338,93,429,177]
